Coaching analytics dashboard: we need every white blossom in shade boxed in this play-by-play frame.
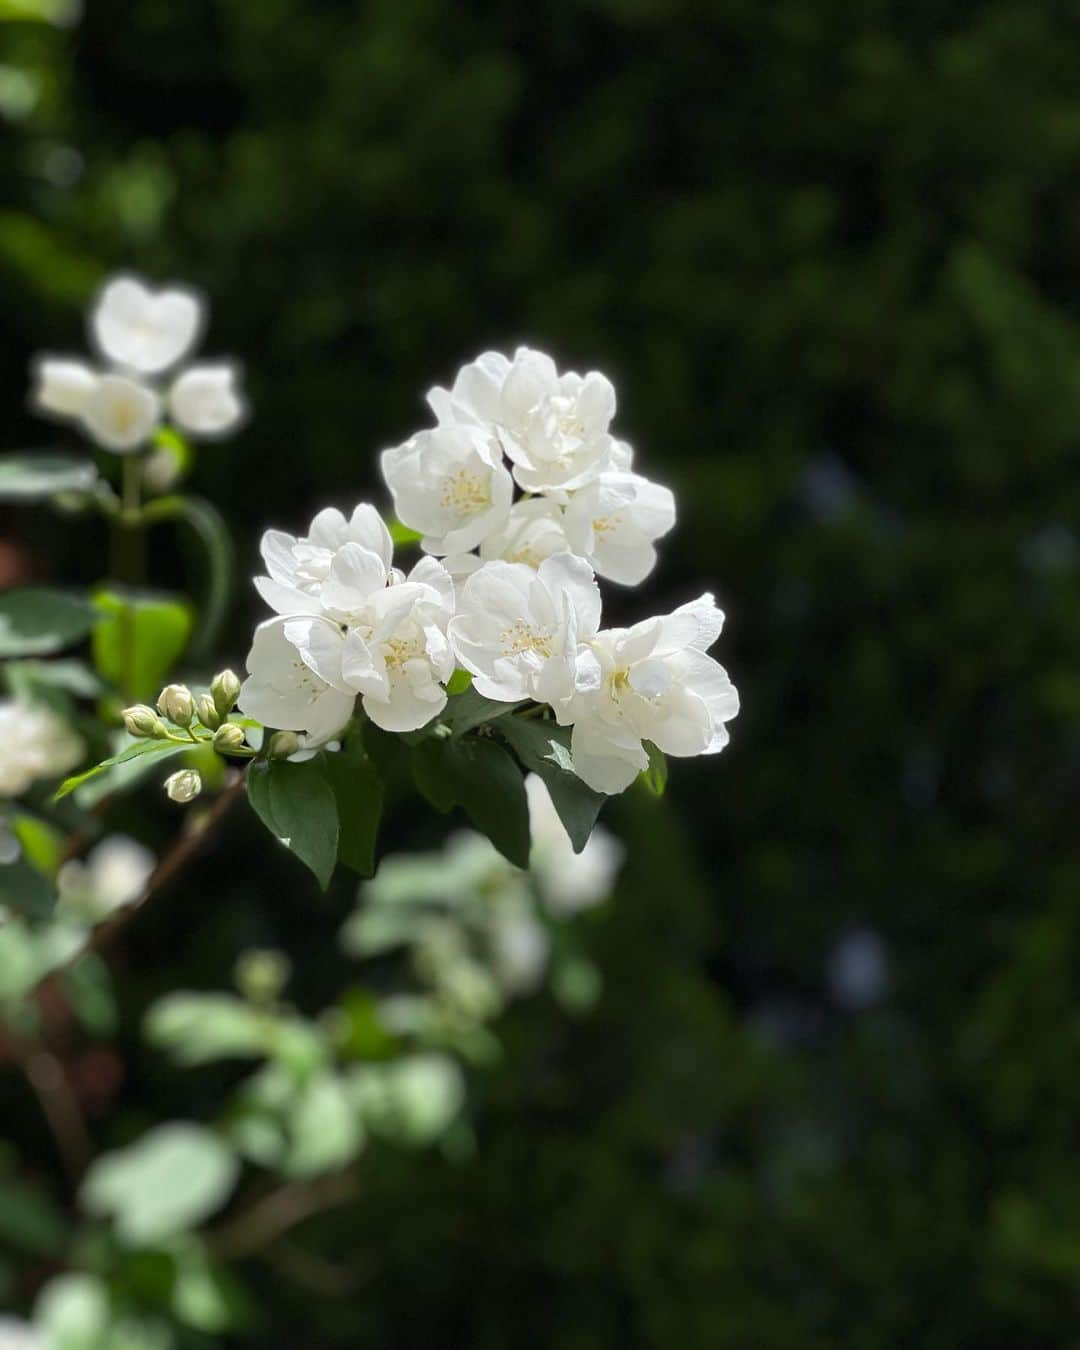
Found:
[566,594,739,794]
[563,470,676,585]
[284,556,457,733]
[91,274,201,375]
[525,774,623,915]
[442,497,572,580]
[448,553,601,708]
[30,357,99,418]
[168,363,245,437]
[254,504,395,617]
[488,894,550,995]
[238,617,355,743]
[0,701,83,798]
[79,373,161,453]
[57,835,155,921]
[381,423,513,555]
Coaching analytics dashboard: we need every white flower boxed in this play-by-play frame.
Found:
[567,594,739,794]
[168,363,245,436]
[488,895,550,994]
[238,617,355,743]
[254,503,395,617]
[525,774,623,915]
[442,497,571,579]
[381,423,513,555]
[0,701,83,799]
[426,349,512,428]
[30,357,99,418]
[80,373,161,453]
[91,274,201,375]
[0,1317,40,1350]
[448,553,601,708]
[284,557,456,733]
[563,470,676,585]
[57,835,155,921]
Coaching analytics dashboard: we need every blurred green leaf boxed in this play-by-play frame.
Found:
[247,757,339,891]
[0,860,54,920]
[91,588,194,702]
[283,1071,364,1177]
[141,495,234,662]
[5,658,103,702]
[499,717,605,852]
[0,453,97,501]
[10,810,65,876]
[144,992,267,1066]
[171,1246,252,1334]
[0,588,95,658]
[80,1123,238,1245]
[0,1179,67,1256]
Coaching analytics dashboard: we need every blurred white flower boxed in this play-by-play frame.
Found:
[381,423,513,555]
[449,553,601,707]
[30,270,245,454]
[566,594,739,794]
[0,700,83,799]
[489,896,550,994]
[0,1317,40,1350]
[91,274,200,375]
[238,618,355,743]
[564,470,676,585]
[57,835,155,921]
[525,774,623,915]
[167,363,245,437]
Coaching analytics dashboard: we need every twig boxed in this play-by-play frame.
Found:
[264,1238,376,1296]
[13,1042,92,1183]
[206,1170,361,1261]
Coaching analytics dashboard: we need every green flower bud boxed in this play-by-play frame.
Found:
[157,683,194,727]
[268,730,302,760]
[164,769,202,804]
[123,705,165,739]
[213,723,247,753]
[211,668,242,718]
[234,948,291,1004]
[195,694,221,731]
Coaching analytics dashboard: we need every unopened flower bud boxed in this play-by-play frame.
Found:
[211,668,241,718]
[234,948,291,1004]
[157,683,194,727]
[123,704,164,739]
[213,723,247,753]
[268,730,302,760]
[164,769,202,803]
[195,694,221,731]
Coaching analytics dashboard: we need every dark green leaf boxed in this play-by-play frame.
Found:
[414,736,530,867]
[0,588,95,657]
[0,861,54,920]
[247,758,339,891]
[322,743,383,877]
[499,717,605,853]
[0,452,98,501]
[91,588,194,701]
[639,741,668,796]
[442,686,522,738]
[0,1180,68,1257]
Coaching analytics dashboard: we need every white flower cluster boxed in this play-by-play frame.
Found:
[239,350,738,793]
[0,699,83,799]
[31,273,245,453]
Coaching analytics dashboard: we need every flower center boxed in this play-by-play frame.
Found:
[500,620,554,659]
[592,514,621,537]
[440,467,490,519]
[384,634,424,673]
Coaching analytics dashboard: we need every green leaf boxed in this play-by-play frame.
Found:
[499,717,605,853]
[10,810,65,876]
[388,518,423,546]
[413,736,530,867]
[0,1179,68,1256]
[91,588,194,702]
[5,657,103,702]
[0,452,97,501]
[0,860,54,920]
[80,1123,239,1245]
[639,741,668,796]
[445,668,473,696]
[144,992,268,1066]
[283,1071,364,1177]
[171,1247,251,1334]
[321,743,383,877]
[55,737,189,800]
[351,1054,465,1147]
[0,588,95,657]
[441,686,522,738]
[247,758,339,891]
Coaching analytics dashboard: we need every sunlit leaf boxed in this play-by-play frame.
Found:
[91,588,194,702]
[0,452,97,500]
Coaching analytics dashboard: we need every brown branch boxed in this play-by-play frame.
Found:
[13,1042,92,1183]
[205,1170,361,1262]
[264,1237,377,1296]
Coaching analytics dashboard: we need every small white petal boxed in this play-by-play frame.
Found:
[32,357,100,418]
[168,363,244,437]
[92,274,202,374]
[80,374,160,453]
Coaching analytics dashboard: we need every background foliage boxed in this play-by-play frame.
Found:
[3,0,1079,1344]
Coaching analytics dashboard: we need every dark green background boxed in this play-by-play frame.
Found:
[4,1,1080,1345]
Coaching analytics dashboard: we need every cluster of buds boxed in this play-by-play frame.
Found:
[121,669,251,804]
